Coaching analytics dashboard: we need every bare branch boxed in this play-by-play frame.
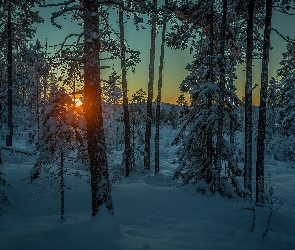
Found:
[39,0,76,7]
[254,16,295,43]
[51,5,84,29]
[273,5,295,15]
[59,33,81,52]
[271,27,295,43]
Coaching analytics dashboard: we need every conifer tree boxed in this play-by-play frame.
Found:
[119,7,131,177]
[169,0,243,196]
[244,0,255,196]
[31,86,86,219]
[144,0,157,170]
[155,0,168,174]
[215,0,227,191]
[0,0,43,146]
[276,40,295,159]
[130,88,147,171]
[256,0,273,206]
[43,0,145,215]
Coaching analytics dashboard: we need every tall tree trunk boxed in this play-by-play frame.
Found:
[155,17,167,174]
[144,0,157,170]
[83,1,114,216]
[60,150,65,219]
[244,0,254,196]
[215,0,227,191]
[206,0,214,186]
[6,1,13,146]
[119,8,131,177]
[256,0,273,206]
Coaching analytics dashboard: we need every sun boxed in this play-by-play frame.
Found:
[75,99,83,107]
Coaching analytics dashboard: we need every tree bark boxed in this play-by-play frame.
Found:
[119,8,132,177]
[60,150,65,219]
[0,147,2,165]
[244,0,254,196]
[215,0,227,191]
[206,1,214,185]
[155,16,167,174]
[6,1,13,146]
[256,0,273,206]
[144,0,157,170]
[83,1,114,216]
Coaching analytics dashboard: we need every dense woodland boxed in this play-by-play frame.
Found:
[0,0,295,228]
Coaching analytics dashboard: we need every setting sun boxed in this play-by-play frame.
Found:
[75,99,82,107]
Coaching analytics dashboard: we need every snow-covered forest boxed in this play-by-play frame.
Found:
[0,0,295,249]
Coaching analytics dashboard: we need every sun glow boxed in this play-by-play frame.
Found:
[75,99,83,107]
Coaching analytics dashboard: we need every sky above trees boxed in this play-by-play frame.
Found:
[33,2,295,105]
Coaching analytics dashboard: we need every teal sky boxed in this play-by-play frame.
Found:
[34,4,295,105]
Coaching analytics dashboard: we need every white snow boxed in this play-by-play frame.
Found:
[0,131,295,250]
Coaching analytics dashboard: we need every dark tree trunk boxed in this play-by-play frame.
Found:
[83,1,114,216]
[144,0,157,170]
[36,76,40,137]
[206,1,214,185]
[0,147,2,165]
[229,118,234,169]
[244,0,254,196]
[256,0,273,206]
[119,8,132,177]
[155,17,167,174]
[6,1,13,146]
[215,0,227,191]
[60,150,65,219]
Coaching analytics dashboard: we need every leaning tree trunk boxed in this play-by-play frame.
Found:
[6,1,13,146]
[256,0,273,206]
[144,0,157,170]
[155,16,167,175]
[119,8,132,177]
[244,0,254,196]
[83,1,114,216]
[215,0,227,192]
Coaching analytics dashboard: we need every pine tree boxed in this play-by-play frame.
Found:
[275,41,295,160]
[31,86,86,219]
[144,0,157,170]
[0,0,43,146]
[175,94,188,129]
[6,0,12,146]
[215,0,227,191]
[43,0,145,215]
[170,0,243,196]
[130,88,147,171]
[244,0,255,196]
[155,0,168,174]
[256,0,273,206]
[119,7,132,177]
[83,1,114,215]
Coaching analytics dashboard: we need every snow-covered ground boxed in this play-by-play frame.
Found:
[0,129,295,250]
